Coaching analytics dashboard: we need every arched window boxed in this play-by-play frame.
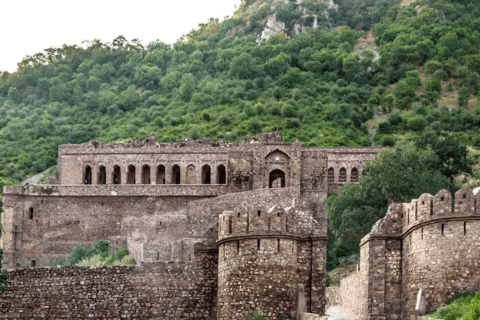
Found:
[328,168,334,183]
[127,165,136,184]
[269,169,285,188]
[217,165,226,184]
[202,165,211,184]
[172,165,181,184]
[84,166,92,185]
[113,165,121,184]
[98,166,106,184]
[29,207,34,220]
[339,167,347,182]
[351,167,358,182]
[157,165,165,184]
[142,165,151,184]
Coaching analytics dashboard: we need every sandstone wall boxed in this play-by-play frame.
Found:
[325,287,341,306]
[0,252,217,319]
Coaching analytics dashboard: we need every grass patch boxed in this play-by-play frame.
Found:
[425,291,480,320]
[327,267,357,287]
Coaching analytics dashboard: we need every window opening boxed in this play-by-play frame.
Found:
[237,241,240,255]
[464,221,467,235]
[84,166,92,185]
[29,207,34,220]
[98,166,106,185]
[202,165,211,184]
[351,167,358,182]
[421,228,423,240]
[257,239,260,251]
[339,167,347,182]
[172,165,181,184]
[31,260,36,268]
[441,224,444,236]
[328,168,334,183]
[157,165,166,184]
[113,166,121,184]
[257,210,261,216]
[269,169,285,188]
[217,165,226,184]
[126,165,136,184]
[141,165,151,184]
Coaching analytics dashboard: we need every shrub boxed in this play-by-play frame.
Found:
[246,312,268,320]
[458,87,470,106]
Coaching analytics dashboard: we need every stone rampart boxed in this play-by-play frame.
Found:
[0,253,217,319]
[335,188,480,320]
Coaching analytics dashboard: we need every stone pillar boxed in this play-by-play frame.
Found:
[310,238,327,315]
[151,165,157,185]
[121,165,127,185]
[106,165,113,184]
[212,164,218,184]
[180,165,187,185]
[165,164,172,184]
[136,164,142,185]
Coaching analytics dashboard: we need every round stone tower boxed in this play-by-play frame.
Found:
[217,205,298,320]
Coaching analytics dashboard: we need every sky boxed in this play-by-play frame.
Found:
[0,0,242,73]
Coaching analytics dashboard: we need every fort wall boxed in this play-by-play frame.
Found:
[0,252,218,319]
[335,188,480,320]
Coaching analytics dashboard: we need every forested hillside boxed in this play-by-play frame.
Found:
[1,0,479,262]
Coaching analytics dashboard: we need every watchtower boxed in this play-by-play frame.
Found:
[217,205,298,320]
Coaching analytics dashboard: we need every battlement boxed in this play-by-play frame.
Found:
[218,205,297,241]
[363,188,480,245]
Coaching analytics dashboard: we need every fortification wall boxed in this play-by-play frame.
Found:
[1,190,212,268]
[217,207,299,320]
[335,188,480,320]
[0,252,217,319]
[401,188,480,318]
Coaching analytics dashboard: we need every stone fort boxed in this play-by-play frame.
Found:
[1,131,379,319]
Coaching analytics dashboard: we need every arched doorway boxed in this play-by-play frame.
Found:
[142,165,151,184]
[351,167,358,182]
[98,166,106,184]
[157,165,165,184]
[127,165,136,184]
[113,166,121,184]
[202,165,211,184]
[84,166,92,185]
[217,165,226,184]
[269,169,285,188]
[172,165,181,184]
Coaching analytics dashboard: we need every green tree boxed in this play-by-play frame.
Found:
[326,144,454,241]
[458,87,470,107]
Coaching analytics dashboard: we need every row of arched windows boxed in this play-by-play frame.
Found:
[83,164,227,185]
[327,167,359,183]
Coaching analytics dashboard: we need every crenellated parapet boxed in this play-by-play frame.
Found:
[218,205,298,243]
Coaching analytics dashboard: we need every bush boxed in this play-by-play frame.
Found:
[458,87,470,106]
[246,313,268,320]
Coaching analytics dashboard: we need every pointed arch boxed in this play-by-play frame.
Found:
[141,165,151,184]
[202,165,211,184]
[157,165,165,184]
[269,169,286,188]
[113,165,121,184]
[339,167,347,182]
[217,165,226,184]
[328,167,334,183]
[172,165,181,184]
[84,166,92,185]
[127,165,136,184]
[98,166,106,184]
[351,167,358,182]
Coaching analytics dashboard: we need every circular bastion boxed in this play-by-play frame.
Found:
[217,205,298,320]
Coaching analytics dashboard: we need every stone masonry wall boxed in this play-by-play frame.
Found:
[0,252,218,319]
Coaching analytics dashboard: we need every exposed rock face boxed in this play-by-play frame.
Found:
[257,14,286,44]
[256,0,338,43]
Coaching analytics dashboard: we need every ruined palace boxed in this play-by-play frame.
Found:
[1,131,379,319]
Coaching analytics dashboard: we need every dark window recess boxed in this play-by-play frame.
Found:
[31,260,36,268]
[217,165,226,184]
[29,208,34,220]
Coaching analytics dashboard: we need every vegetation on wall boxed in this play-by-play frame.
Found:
[45,241,136,267]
